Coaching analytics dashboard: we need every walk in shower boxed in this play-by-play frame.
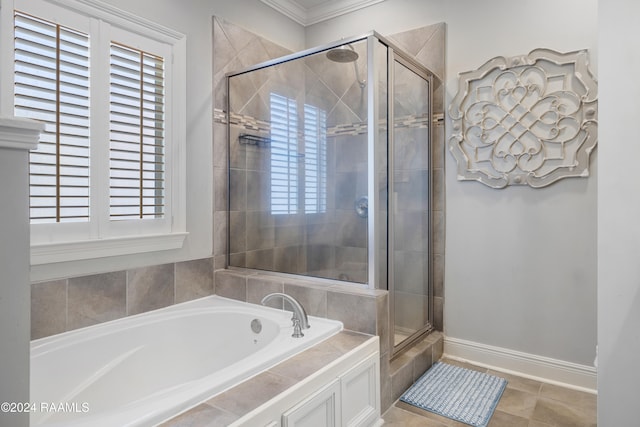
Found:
[226,32,438,353]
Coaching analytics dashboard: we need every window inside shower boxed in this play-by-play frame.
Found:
[269,94,327,216]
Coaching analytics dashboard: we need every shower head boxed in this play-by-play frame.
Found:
[326,43,366,90]
[326,45,359,63]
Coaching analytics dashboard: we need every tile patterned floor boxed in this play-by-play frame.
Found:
[382,359,597,427]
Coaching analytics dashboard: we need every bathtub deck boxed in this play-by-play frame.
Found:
[159,330,374,426]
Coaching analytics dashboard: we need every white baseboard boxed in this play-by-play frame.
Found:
[443,337,597,394]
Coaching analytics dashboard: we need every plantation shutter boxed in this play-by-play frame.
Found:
[270,93,298,215]
[14,11,90,223]
[304,104,327,214]
[109,42,165,220]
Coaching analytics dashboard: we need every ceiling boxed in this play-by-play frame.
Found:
[260,0,385,26]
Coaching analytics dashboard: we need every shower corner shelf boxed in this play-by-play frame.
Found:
[448,48,598,189]
[239,133,271,147]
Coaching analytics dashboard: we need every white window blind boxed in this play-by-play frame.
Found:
[14,13,167,224]
[109,42,165,220]
[304,104,327,214]
[270,93,298,215]
[269,93,327,216]
[14,11,90,224]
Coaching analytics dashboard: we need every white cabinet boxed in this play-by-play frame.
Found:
[281,353,380,427]
[234,336,382,427]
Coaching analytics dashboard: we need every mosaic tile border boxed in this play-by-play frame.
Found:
[217,108,441,138]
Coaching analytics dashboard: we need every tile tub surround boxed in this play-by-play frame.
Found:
[31,258,442,415]
[214,268,444,413]
[31,258,215,339]
[160,330,375,426]
[214,269,389,350]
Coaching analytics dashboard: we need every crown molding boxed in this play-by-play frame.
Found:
[261,0,385,26]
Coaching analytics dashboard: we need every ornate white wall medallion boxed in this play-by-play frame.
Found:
[449,48,597,188]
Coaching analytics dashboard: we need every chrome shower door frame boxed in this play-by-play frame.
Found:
[385,46,435,356]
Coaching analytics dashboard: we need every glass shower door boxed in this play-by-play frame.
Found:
[390,55,433,349]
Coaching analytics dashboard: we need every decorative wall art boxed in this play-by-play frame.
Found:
[449,48,597,188]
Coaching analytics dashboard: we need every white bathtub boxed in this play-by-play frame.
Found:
[30,295,343,427]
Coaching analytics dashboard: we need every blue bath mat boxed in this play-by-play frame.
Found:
[400,362,507,427]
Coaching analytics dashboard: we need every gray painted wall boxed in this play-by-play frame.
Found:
[598,0,640,425]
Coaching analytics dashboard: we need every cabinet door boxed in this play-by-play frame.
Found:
[341,355,380,427]
[282,379,341,427]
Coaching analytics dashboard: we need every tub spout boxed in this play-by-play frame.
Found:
[261,293,310,337]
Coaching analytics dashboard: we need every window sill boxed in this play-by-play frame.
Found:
[31,232,189,265]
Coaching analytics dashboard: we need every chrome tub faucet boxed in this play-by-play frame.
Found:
[261,293,310,338]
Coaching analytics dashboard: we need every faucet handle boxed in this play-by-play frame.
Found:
[291,317,304,338]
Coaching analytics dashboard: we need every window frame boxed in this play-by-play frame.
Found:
[0,0,187,264]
